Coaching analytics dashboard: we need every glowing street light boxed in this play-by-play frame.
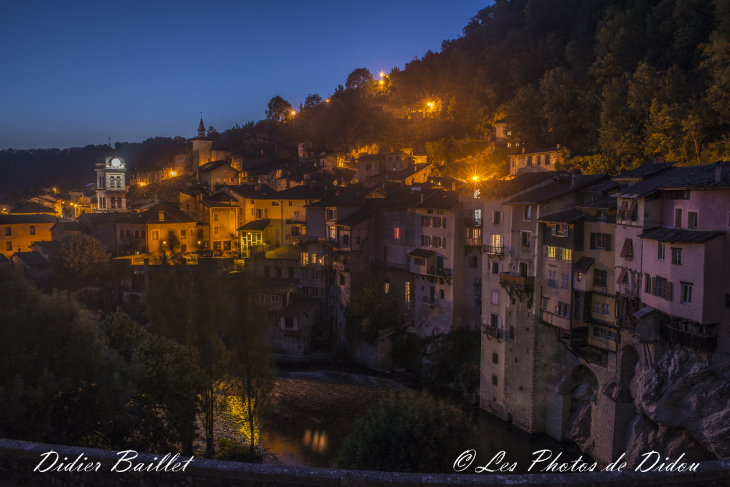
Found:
[379,71,385,77]
[291,110,297,116]
[170,171,177,177]
[472,175,479,182]
[379,80,384,85]
[325,98,330,103]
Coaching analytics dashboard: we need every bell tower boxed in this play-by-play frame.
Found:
[95,155,127,212]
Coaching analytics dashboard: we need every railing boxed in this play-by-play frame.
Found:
[498,272,534,289]
[286,215,306,224]
[661,323,718,352]
[464,217,482,227]
[293,235,308,244]
[426,266,452,277]
[619,284,639,298]
[333,260,349,272]
[465,237,482,246]
[483,324,503,339]
[318,237,338,248]
[538,309,571,331]
[483,245,504,256]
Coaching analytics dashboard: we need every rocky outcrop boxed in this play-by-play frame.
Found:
[560,366,598,457]
[629,346,730,461]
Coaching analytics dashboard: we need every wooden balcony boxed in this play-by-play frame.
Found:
[483,245,504,257]
[465,237,483,247]
[661,323,718,352]
[464,217,483,227]
[538,309,571,331]
[498,273,534,290]
[483,324,503,340]
[619,284,639,298]
[427,265,452,278]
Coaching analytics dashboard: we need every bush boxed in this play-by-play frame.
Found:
[337,392,476,473]
[213,438,262,463]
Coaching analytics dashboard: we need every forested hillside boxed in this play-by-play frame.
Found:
[3,0,729,193]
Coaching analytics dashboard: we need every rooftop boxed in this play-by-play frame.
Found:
[572,256,595,273]
[508,146,568,156]
[10,202,56,214]
[124,204,197,225]
[611,162,674,181]
[13,251,49,267]
[612,166,700,198]
[336,206,377,227]
[238,219,270,231]
[658,162,730,189]
[477,171,560,199]
[265,245,299,260]
[199,161,239,173]
[578,195,617,210]
[281,297,321,318]
[505,174,608,205]
[537,208,584,224]
[377,187,460,210]
[0,214,73,225]
[638,227,725,244]
[408,248,435,258]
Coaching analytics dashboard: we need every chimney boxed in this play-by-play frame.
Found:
[653,152,665,164]
[715,161,723,183]
[571,169,581,188]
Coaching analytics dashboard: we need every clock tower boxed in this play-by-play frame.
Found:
[95,155,127,212]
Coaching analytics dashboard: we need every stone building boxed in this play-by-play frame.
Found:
[508,146,570,176]
[95,155,128,212]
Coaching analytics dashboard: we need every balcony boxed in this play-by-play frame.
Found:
[483,324,503,340]
[483,245,504,257]
[619,284,639,298]
[286,215,306,224]
[426,266,452,277]
[538,309,571,331]
[465,237,483,247]
[661,323,718,352]
[498,273,534,290]
[465,217,483,227]
[318,237,338,248]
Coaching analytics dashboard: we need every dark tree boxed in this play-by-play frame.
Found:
[265,96,293,122]
[50,234,111,290]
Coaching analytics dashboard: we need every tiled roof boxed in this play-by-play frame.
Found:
[365,163,433,182]
[612,166,699,197]
[508,146,568,156]
[51,221,83,232]
[537,208,584,224]
[277,185,328,200]
[199,161,238,173]
[0,254,10,264]
[572,257,594,273]
[377,187,461,210]
[638,227,725,244]
[13,251,49,267]
[658,162,730,189]
[478,171,560,199]
[238,219,270,231]
[337,206,376,227]
[0,214,72,225]
[265,245,299,260]
[505,174,608,205]
[281,297,320,318]
[611,162,674,181]
[10,202,56,214]
[305,187,381,208]
[578,195,617,209]
[78,212,134,225]
[408,249,435,258]
[226,184,278,199]
[580,179,618,193]
[260,278,299,295]
[124,204,197,225]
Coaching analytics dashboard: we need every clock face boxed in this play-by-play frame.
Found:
[111,158,122,168]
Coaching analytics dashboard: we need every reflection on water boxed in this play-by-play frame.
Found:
[303,429,328,453]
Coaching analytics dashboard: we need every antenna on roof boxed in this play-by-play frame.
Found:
[108,136,112,148]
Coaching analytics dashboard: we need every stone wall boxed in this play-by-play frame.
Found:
[1,438,729,487]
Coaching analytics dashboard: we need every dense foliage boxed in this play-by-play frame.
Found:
[50,234,111,290]
[0,266,205,453]
[344,279,403,345]
[337,392,476,472]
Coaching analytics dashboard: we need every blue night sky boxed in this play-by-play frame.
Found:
[0,1,488,150]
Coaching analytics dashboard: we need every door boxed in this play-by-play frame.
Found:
[519,262,528,277]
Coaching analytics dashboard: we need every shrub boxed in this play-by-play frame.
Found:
[213,438,262,463]
[337,392,476,473]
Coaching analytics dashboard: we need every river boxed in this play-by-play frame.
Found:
[252,367,587,473]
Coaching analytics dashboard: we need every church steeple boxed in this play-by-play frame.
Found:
[198,116,206,138]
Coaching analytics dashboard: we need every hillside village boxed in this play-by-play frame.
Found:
[2,113,730,466]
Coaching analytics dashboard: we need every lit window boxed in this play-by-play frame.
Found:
[152,231,159,240]
[384,280,390,294]
[393,227,401,239]
[562,248,572,262]
[546,246,557,259]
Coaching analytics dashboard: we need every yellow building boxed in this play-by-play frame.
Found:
[1,214,74,258]
[116,204,198,257]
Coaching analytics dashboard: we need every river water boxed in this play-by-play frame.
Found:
[256,367,587,473]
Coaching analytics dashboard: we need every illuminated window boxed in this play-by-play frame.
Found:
[546,246,557,260]
[384,280,389,294]
[393,227,401,239]
[562,248,572,262]
[152,231,159,240]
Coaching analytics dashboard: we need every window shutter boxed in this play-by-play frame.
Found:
[617,200,628,219]
[627,199,638,221]
[497,315,502,328]
[590,233,596,249]
[651,277,657,296]
[666,281,673,301]
[492,211,496,223]
[498,263,502,274]
[442,217,447,227]
[620,239,631,258]
[605,235,611,251]
[616,268,627,284]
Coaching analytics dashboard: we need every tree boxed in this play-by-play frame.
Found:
[207,126,220,140]
[146,263,229,457]
[50,234,111,290]
[345,68,374,91]
[303,93,323,110]
[337,392,476,473]
[100,313,205,456]
[226,294,276,458]
[345,279,402,344]
[265,96,293,122]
